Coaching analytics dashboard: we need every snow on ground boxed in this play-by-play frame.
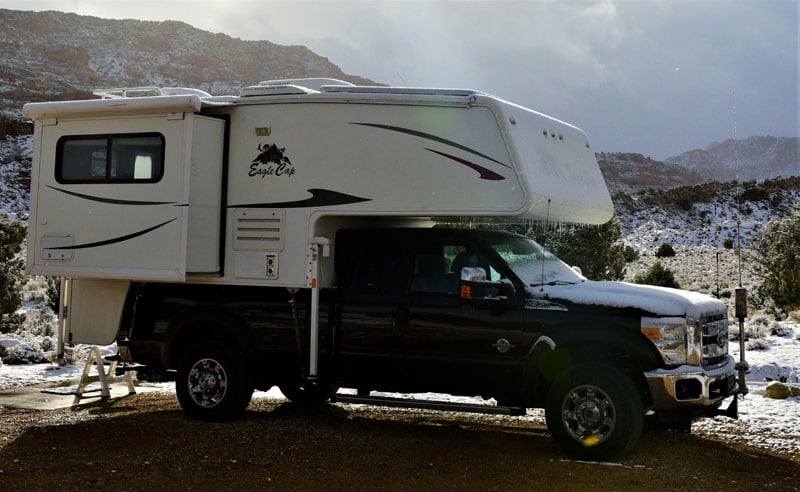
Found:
[693,319,800,457]
[2,320,798,459]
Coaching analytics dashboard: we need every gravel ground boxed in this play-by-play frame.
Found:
[1,392,798,491]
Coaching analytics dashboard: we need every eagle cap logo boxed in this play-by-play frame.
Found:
[249,142,295,178]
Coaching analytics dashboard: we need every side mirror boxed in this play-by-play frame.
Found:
[458,267,513,308]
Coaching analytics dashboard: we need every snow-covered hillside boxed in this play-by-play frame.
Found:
[615,178,800,250]
[0,9,376,112]
[0,134,31,221]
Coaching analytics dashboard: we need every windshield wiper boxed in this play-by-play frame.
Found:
[530,280,578,287]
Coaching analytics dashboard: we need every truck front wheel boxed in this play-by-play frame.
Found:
[545,362,643,461]
[176,341,253,421]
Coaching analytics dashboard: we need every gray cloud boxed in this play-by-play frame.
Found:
[3,0,797,159]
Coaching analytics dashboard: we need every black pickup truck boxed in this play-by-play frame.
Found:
[123,227,738,460]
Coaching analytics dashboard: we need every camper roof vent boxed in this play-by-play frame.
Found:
[319,86,478,98]
[93,87,212,99]
[257,78,356,91]
[240,84,314,97]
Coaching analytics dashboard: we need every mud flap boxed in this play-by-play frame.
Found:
[709,393,739,420]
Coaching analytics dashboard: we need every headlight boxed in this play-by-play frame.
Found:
[641,317,700,366]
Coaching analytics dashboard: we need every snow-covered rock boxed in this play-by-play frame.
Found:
[764,381,800,399]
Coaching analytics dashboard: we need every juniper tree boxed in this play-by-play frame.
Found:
[633,261,681,289]
[532,216,627,281]
[0,213,26,333]
[751,205,800,313]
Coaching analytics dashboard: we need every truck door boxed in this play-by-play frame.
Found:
[394,237,525,398]
[335,241,410,387]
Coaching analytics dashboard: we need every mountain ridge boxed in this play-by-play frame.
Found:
[666,136,798,182]
[0,8,376,111]
[598,135,798,193]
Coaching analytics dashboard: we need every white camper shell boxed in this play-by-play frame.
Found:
[23,79,613,348]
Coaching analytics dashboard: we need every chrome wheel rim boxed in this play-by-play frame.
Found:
[561,384,616,446]
[187,357,228,408]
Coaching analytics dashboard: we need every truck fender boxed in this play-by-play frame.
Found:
[162,307,258,369]
[522,335,559,403]
[523,327,659,406]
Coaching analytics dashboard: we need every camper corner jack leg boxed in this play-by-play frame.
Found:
[307,237,331,379]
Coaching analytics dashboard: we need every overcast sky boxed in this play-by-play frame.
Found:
[2,0,797,159]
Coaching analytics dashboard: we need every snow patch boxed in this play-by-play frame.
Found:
[536,281,725,319]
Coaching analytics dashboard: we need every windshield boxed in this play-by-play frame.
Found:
[486,235,585,286]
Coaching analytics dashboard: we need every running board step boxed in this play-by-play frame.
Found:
[332,394,526,416]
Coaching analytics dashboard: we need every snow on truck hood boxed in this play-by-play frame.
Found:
[533,281,726,319]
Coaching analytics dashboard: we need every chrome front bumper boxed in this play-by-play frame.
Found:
[644,356,738,410]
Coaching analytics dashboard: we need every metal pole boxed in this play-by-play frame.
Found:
[57,277,68,363]
[308,243,320,379]
[307,237,330,379]
[735,287,748,396]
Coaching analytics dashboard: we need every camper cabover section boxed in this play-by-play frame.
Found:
[207,83,613,289]
[24,95,226,281]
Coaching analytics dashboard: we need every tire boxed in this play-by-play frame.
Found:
[279,380,339,405]
[176,341,253,421]
[545,362,644,461]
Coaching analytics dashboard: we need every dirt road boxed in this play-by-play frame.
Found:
[1,392,798,491]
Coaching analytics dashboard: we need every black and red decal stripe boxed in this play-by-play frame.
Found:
[229,188,371,209]
[350,122,510,180]
[44,218,177,250]
[46,185,180,206]
[425,149,504,181]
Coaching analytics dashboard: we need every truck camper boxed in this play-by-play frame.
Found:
[23,79,738,460]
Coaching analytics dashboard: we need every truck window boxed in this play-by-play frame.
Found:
[412,243,500,294]
[350,252,403,296]
[56,133,164,183]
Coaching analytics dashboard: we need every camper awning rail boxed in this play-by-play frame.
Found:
[23,94,204,120]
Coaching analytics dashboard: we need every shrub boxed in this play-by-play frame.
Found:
[750,205,800,313]
[655,243,676,258]
[633,261,681,289]
[0,334,54,364]
[623,245,640,263]
[46,277,61,312]
[769,321,790,337]
[723,238,734,249]
[0,213,27,334]
[745,337,769,351]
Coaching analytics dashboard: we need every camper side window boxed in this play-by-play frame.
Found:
[56,133,165,183]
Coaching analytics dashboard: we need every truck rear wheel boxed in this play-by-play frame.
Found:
[176,341,253,421]
[545,362,643,461]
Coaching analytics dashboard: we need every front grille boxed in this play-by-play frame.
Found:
[701,312,729,368]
